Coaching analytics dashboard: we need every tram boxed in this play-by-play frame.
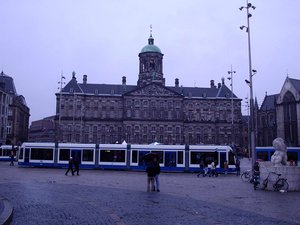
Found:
[256,146,300,166]
[15,142,236,173]
[0,145,17,161]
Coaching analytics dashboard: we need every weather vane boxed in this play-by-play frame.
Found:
[150,24,152,36]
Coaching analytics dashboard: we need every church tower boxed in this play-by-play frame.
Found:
[137,32,164,87]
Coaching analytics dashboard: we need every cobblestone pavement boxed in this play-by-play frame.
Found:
[0,162,299,225]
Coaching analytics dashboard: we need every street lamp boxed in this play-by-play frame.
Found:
[240,0,256,169]
[227,65,236,144]
[57,73,65,142]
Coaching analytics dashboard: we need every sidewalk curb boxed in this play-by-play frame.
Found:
[0,197,13,225]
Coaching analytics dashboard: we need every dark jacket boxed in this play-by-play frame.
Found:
[146,162,156,177]
[153,161,160,176]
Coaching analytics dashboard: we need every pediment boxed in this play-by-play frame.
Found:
[125,83,182,97]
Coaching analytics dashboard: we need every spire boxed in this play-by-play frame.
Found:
[148,24,154,45]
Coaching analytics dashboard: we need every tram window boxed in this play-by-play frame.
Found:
[3,149,10,156]
[228,151,235,165]
[82,149,93,162]
[100,150,125,162]
[31,148,53,160]
[19,148,24,159]
[177,151,183,164]
[0,148,2,156]
[59,148,70,161]
[257,152,268,161]
[287,152,298,163]
[152,151,163,164]
[190,152,201,164]
[191,151,218,165]
[132,150,138,163]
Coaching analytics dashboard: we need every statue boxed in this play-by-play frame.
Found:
[271,137,288,166]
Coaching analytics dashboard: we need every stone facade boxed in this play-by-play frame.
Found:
[257,77,300,147]
[54,35,243,145]
[0,71,30,145]
[0,89,9,145]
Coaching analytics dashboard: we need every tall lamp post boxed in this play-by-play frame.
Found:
[58,73,65,142]
[227,65,236,144]
[240,0,256,169]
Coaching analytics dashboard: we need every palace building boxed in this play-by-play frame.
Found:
[54,34,243,145]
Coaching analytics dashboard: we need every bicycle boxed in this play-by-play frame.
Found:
[241,170,251,182]
[261,172,289,192]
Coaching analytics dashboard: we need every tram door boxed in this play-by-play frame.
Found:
[220,152,226,169]
[71,150,82,164]
[24,148,30,164]
[165,151,176,168]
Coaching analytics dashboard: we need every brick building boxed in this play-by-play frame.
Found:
[54,34,243,145]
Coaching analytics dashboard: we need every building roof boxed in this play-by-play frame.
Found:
[61,75,240,100]
[289,77,300,94]
[140,35,162,54]
[260,94,279,111]
[0,71,17,95]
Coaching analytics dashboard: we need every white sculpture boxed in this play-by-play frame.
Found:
[271,137,287,166]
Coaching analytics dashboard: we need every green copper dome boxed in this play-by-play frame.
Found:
[140,35,162,54]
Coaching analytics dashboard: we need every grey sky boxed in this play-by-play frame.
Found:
[1,0,299,123]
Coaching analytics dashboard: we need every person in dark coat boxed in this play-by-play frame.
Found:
[146,161,156,192]
[9,151,15,166]
[235,158,241,176]
[65,157,74,176]
[73,157,80,175]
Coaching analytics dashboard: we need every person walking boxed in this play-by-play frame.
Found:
[209,160,217,177]
[73,157,80,175]
[65,157,74,176]
[153,157,161,192]
[9,151,15,166]
[235,158,241,176]
[197,160,205,177]
[223,160,228,176]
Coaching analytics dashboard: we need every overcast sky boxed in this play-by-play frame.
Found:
[1,0,299,123]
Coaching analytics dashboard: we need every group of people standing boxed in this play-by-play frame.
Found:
[196,158,241,177]
[65,157,80,176]
[145,155,161,192]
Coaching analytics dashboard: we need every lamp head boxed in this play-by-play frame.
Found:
[239,6,244,10]
[252,69,257,73]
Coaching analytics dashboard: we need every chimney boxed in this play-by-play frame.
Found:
[221,77,225,85]
[83,74,87,84]
[218,83,221,88]
[175,78,179,87]
[210,80,215,88]
[122,76,126,85]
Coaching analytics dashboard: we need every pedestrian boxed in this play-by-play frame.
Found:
[146,160,156,192]
[153,157,160,192]
[65,157,74,176]
[253,161,260,190]
[197,160,205,177]
[73,157,80,175]
[223,160,228,176]
[235,158,240,176]
[209,160,217,177]
[9,151,15,166]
